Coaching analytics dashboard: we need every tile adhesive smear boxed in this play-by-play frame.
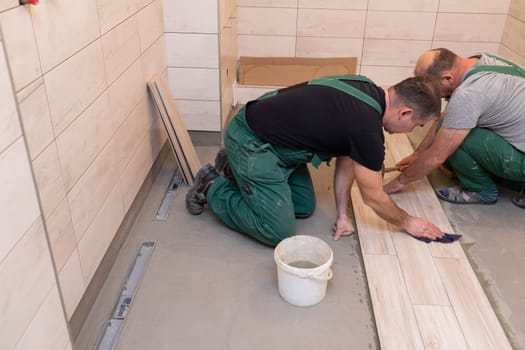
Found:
[274,235,333,306]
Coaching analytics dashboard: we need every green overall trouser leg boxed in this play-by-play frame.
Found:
[206,105,325,246]
[445,128,525,192]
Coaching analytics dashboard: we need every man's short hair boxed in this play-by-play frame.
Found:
[391,76,441,121]
[424,48,458,79]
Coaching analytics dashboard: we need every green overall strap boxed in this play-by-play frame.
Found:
[464,54,525,81]
[307,75,383,115]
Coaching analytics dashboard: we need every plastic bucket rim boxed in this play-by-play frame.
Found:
[274,235,333,278]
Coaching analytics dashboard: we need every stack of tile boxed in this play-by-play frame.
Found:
[148,76,201,185]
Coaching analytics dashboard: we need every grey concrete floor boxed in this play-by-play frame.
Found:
[85,133,524,349]
[110,146,377,350]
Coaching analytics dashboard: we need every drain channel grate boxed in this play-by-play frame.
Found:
[96,241,156,350]
[153,170,182,221]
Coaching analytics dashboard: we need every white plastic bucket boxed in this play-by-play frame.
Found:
[274,235,334,307]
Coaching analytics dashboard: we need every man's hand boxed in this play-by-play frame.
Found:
[383,175,405,194]
[395,153,417,171]
[332,215,355,241]
[403,216,443,241]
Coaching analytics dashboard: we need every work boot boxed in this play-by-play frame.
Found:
[185,163,219,215]
[214,148,233,179]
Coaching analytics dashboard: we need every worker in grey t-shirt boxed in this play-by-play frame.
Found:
[384,48,525,209]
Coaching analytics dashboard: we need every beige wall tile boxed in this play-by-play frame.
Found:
[299,0,367,9]
[113,96,150,173]
[439,0,510,14]
[0,7,41,91]
[16,80,54,160]
[132,0,155,11]
[142,35,167,83]
[510,0,525,21]
[0,139,40,262]
[31,0,99,72]
[108,59,145,129]
[163,0,218,33]
[0,0,18,12]
[368,0,439,11]
[238,35,296,57]
[78,182,125,285]
[58,249,86,318]
[434,13,506,42]
[362,39,431,66]
[45,40,107,135]
[138,0,164,52]
[97,0,133,35]
[499,45,525,67]
[56,92,114,191]
[14,285,71,350]
[118,132,156,209]
[238,0,297,6]
[0,217,56,350]
[0,45,21,154]
[177,100,221,131]
[168,67,220,100]
[432,41,500,57]
[166,33,219,68]
[32,142,67,219]
[46,199,76,271]
[296,37,363,58]
[360,65,414,86]
[238,7,297,35]
[234,85,277,104]
[298,9,366,37]
[502,15,525,57]
[365,11,436,40]
[67,139,120,240]
[102,15,142,85]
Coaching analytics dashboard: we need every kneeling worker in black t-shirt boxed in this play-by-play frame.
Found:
[186,75,444,246]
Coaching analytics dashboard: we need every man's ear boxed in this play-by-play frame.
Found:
[399,107,413,120]
[441,72,454,87]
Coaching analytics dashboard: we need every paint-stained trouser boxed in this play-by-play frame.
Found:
[206,106,331,246]
[446,128,525,192]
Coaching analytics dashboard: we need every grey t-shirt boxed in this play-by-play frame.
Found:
[444,53,525,152]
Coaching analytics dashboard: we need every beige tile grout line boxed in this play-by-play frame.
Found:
[351,132,512,349]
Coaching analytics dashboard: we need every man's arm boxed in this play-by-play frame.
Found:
[384,127,471,193]
[354,162,443,240]
[332,156,356,240]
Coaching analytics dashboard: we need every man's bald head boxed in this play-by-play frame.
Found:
[414,48,458,79]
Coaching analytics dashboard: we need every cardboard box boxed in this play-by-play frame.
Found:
[238,56,358,87]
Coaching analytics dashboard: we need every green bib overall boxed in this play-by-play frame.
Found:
[444,54,525,193]
[206,76,382,246]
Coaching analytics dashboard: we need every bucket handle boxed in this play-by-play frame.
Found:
[307,268,333,281]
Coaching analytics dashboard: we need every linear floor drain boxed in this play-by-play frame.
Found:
[96,241,156,350]
[153,170,182,221]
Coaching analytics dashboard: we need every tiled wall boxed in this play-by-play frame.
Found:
[0,0,167,347]
[237,0,512,86]
[163,0,238,132]
[163,0,222,132]
[501,0,525,66]
[0,31,72,350]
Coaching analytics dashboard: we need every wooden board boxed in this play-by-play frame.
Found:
[147,76,201,185]
[351,132,512,349]
[238,56,357,87]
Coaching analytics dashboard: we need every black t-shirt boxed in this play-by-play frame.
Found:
[245,79,386,171]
